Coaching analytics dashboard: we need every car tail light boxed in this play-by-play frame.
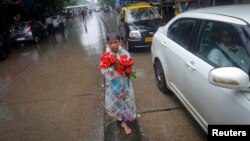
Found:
[27,24,31,32]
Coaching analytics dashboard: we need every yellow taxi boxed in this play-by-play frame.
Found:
[119,2,164,51]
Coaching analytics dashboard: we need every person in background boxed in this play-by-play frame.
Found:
[58,15,66,40]
[45,15,55,39]
[81,9,86,24]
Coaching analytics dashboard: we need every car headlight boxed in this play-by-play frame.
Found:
[129,30,141,38]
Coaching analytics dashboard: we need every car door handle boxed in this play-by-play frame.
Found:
[186,61,196,70]
[161,41,167,46]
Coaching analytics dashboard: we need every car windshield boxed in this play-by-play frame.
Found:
[127,7,160,23]
[178,1,198,12]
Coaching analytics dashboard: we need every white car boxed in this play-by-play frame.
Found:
[51,15,66,28]
[151,4,250,133]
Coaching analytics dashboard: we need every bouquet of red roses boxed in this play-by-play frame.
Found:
[99,52,136,79]
[99,52,116,69]
[116,54,136,79]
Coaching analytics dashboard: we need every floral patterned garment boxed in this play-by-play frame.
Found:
[100,46,136,122]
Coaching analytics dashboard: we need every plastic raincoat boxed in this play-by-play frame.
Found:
[100,46,136,122]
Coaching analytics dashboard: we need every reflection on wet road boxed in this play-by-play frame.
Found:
[0,14,104,96]
[0,14,105,141]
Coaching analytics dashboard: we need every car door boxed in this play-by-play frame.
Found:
[183,20,250,130]
[163,18,199,99]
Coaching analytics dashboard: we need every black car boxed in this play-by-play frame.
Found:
[9,20,48,44]
[119,3,165,51]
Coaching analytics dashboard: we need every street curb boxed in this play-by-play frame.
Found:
[94,13,108,48]
[94,13,107,141]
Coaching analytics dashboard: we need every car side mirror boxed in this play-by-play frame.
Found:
[208,67,250,90]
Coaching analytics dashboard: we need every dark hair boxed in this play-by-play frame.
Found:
[106,32,121,41]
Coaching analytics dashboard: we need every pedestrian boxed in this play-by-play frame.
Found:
[99,33,136,134]
[81,9,86,24]
[45,15,56,39]
[58,15,66,40]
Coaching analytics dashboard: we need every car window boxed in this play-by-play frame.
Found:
[169,18,197,49]
[127,7,160,22]
[197,21,219,58]
[13,23,27,31]
[167,19,179,40]
[198,20,250,73]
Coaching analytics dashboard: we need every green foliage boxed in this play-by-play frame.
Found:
[97,0,116,7]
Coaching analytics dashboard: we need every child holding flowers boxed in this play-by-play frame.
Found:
[99,33,136,134]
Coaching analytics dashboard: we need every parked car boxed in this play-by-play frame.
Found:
[94,6,102,12]
[119,2,164,51]
[151,4,250,133]
[9,21,48,44]
[51,14,66,28]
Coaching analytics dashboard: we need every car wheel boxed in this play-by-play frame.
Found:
[34,36,40,44]
[154,60,168,93]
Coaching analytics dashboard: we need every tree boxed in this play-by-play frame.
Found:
[97,0,116,7]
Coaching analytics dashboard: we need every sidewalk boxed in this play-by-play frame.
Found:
[104,113,142,141]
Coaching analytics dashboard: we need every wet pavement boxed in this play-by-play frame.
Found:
[0,14,105,141]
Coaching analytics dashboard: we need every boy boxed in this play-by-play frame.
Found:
[100,33,136,134]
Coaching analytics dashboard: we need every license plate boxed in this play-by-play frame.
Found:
[145,37,152,42]
[16,37,25,41]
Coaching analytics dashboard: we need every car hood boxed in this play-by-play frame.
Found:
[129,19,164,31]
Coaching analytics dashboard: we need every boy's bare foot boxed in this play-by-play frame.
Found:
[121,121,132,134]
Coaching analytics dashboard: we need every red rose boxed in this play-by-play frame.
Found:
[110,57,115,64]
[99,64,105,69]
[125,68,132,73]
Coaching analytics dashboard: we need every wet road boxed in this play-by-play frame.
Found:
[0,11,207,141]
[0,15,104,141]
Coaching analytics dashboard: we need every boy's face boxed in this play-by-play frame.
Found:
[107,37,121,53]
